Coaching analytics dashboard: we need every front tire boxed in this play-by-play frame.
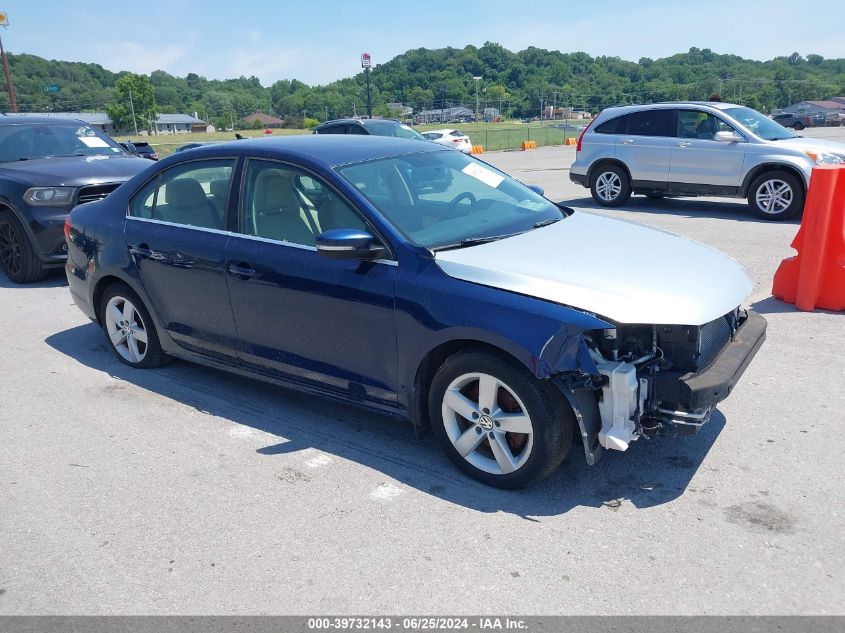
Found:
[590,164,631,207]
[100,283,166,368]
[0,210,49,284]
[792,122,805,131]
[748,170,804,220]
[428,350,574,489]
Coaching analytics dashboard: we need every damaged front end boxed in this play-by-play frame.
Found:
[554,308,767,465]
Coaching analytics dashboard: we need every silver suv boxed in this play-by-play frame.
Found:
[570,101,845,220]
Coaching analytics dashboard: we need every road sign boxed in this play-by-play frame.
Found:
[0,13,8,27]
[361,53,371,69]
[43,85,60,93]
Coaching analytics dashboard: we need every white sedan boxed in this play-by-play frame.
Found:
[422,129,473,153]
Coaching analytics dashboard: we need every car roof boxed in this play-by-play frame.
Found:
[317,118,405,128]
[598,101,741,117]
[0,114,90,126]
[179,134,444,167]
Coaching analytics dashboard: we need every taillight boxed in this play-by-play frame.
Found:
[576,119,595,152]
[63,217,72,241]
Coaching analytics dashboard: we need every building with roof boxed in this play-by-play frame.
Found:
[414,106,475,125]
[782,99,845,117]
[8,111,210,135]
[239,111,286,128]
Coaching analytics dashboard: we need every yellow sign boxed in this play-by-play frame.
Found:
[0,13,8,27]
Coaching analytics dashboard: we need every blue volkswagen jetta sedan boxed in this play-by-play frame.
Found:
[65,135,765,488]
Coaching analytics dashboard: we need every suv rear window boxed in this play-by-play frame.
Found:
[595,116,625,134]
[625,110,673,137]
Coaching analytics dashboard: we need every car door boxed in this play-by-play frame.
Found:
[669,109,746,190]
[224,158,399,409]
[124,157,240,362]
[614,109,673,186]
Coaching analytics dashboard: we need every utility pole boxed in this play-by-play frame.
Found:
[128,87,139,135]
[361,53,372,119]
[473,76,481,123]
[0,13,18,112]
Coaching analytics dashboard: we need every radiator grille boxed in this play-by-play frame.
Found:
[697,313,734,370]
[77,183,120,204]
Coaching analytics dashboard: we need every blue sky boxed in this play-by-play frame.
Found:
[3,0,842,86]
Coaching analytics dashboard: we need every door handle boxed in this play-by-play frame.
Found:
[620,138,634,145]
[228,263,256,278]
[676,141,692,148]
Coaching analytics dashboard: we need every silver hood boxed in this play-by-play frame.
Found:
[775,136,845,158]
[434,211,753,326]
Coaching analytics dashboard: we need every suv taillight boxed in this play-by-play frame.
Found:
[576,119,595,152]
[63,217,72,241]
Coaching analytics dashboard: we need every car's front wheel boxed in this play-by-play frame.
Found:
[748,170,804,220]
[100,283,166,368]
[0,210,49,284]
[429,350,573,489]
[590,164,631,207]
[792,122,805,130]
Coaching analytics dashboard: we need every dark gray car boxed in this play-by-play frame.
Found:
[0,115,150,283]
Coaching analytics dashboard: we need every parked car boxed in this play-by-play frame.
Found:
[422,129,473,153]
[120,140,159,160]
[0,115,151,283]
[65,135,765,489]
[313,118,427,140]
[771,113,805,130]
[570,101,845,220]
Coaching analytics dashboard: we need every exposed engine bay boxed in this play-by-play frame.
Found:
[584,307,744,452]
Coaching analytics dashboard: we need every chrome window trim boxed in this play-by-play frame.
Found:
[124,216,397,265]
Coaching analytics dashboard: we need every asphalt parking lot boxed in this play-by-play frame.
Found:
[1,131,844,615]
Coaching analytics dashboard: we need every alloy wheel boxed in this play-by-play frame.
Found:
[441,372,534,475]
[0,220,22,276]
[755,179,793,215]
[595,171,622,202]
[104,295,149,364]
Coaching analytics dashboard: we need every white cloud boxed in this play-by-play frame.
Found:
[94,41,190,75]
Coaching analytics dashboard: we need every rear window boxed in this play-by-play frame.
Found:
[625,110,673,137]
[449,130,467,137]
[595,116,625,134]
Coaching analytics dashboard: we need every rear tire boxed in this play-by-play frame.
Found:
[793,122,805,131]
[100,283,166,368]
[747,170,804,221]
[428,349,574,489]
[0,210,49,284]
[590,164,631,207]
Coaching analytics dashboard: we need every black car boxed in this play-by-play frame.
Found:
[0,115,151,283]
[120,140,159,160]
[312,118,427,140]
[772,113,805,130]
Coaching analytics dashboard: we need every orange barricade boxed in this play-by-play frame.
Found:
[563,138,577,146]
[521,141,537,150]
[772,165,845,311]
[471,145,484,154]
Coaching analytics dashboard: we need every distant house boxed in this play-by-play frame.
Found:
[239,111,286,128]
[782,99,845,117]
[15,111,210,135]
[414,106,475,124]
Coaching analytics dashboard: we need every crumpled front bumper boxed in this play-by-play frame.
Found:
[653,310,767,411]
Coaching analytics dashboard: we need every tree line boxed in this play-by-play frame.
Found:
[5,44,845,131]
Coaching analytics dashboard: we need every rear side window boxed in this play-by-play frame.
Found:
[317,125,343,134]
[128,159,235,230]
[625,110,673,137]
[348,125,368,135]
[595,116,625,134]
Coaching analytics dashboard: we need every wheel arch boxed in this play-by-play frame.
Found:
[741,163,807,197]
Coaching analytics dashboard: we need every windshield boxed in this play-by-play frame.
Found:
[337,149,563,250]
[723,107,796,141]
[365,121,426,140]
[0,122,125,162]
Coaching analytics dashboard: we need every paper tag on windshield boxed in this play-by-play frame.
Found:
[518,200,546,211]
[461,162,504,188]
[80,136,109,148]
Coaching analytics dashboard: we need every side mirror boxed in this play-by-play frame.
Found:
[714,131,743,143]
[316,228,387,261]
[526,184,545,196]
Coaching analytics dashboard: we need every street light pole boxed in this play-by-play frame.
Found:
[0,14,18,112]
[361,53,373,119]
[473,76,481,123]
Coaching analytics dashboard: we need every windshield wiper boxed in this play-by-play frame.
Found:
[533,217,561,228]
[432,231,527,252]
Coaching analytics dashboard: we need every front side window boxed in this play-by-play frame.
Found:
[625,109,673,137]
[723,106,796,141]
[128,159,234,230]
[676,110,738,140]
[338,150,563,250]
[241,160,367,247]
